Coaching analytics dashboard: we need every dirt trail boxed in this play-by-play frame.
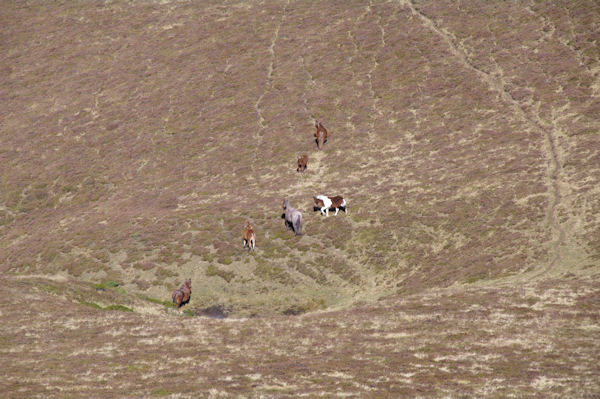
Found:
[253,0,290,166]
[400,0,568,277]
[365,0,386,145]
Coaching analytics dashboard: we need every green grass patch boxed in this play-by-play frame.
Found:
[80,301,103,310]
[104,304,133,312]
[138,295,176,308]
[463,273,487,284]
[155,267,176,280]
[253,260,293,284]
[206,264,235,282]
[94,280,119,290]
[80,301,133,312]
[151,388,172,397]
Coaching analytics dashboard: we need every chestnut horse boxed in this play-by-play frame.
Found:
[313,195,347,216]
[297,154,308,172]
[242,221,256,251]
[315,120,328,149]
[172,279,192,308]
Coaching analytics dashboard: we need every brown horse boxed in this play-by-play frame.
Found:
[172,279,192,308]
[242,221,256,251]
[315,120,328,149]
[297,154,308,172]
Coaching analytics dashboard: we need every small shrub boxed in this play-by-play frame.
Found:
[155,267,176,280]
[133,261,155,271]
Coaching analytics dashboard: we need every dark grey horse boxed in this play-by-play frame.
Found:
[283,199,302,236]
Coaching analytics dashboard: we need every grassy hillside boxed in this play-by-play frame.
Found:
[1,0,599,397]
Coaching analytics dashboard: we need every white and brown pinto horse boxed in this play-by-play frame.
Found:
[314,120,328,149]
[242,221,256,251]
[313,195,347,216]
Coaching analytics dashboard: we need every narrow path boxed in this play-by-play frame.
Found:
[399,0,567,277]
[362,0,387,145]
[253,0,290,166]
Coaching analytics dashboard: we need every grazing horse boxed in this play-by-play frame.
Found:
[283,199,303,235]
[313,195,347,216]
[172,279,192,308]
[315,120,328,149]
[297,154,308,172]
[242,221,256,251]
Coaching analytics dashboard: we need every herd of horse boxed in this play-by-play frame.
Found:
[173,120,346,308]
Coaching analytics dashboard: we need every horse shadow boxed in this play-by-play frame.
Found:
[312,205,347,215]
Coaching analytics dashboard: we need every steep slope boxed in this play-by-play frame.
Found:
[1,1,599,395]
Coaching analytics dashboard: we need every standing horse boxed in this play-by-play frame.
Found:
[297,154,308,172]
[329,195,347,215]
[283,199,303,235]
[315,120,328,149]
[313,195,347,216]
[242,221,256,251]
[172,279,192,308]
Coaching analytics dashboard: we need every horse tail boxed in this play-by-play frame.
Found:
[295,213,303,235]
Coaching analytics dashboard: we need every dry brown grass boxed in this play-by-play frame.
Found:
[1,0,599,397]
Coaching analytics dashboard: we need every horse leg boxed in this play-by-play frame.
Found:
[334,207,339,216]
